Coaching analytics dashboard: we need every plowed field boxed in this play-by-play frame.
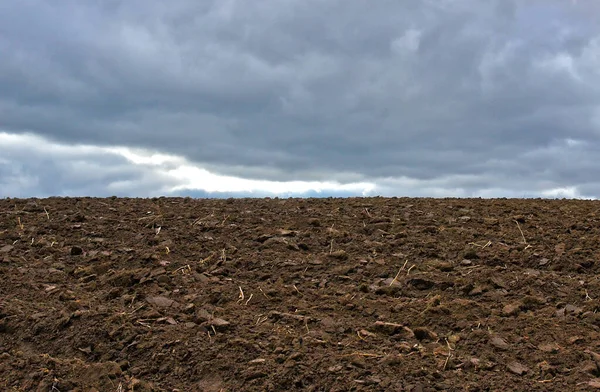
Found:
[2,197,600,391]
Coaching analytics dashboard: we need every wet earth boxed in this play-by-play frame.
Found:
[2,197,600,391]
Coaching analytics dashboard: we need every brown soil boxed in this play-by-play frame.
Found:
[2,197,600,391]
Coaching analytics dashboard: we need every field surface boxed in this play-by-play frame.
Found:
[2,197,600,391]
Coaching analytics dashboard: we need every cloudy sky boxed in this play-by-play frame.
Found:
[2,0,600,198]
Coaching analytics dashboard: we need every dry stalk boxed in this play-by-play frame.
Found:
[256,314,268,325]
[237,286,245,303]
[43,207,50,220]
[259,287,270,299]
[514,220,527,244]
[407,265,416,275]
[129,304,145,314]
[220,215,230,226]
[443,338,454,370]
[469,241,492,248]
[200,252,216,264]
[17,217,24,230]
[341,352,384,358]
[245,293,253,305]
[390,260,409,286]
[329,239,334,253]
[173,265,191,275]
[191,212,214,226]
[136,320,152,329]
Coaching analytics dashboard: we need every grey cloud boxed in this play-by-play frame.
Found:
[2,0,600,196]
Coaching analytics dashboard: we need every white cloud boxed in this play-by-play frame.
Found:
[2,131,599,199]
[0,131,376,197]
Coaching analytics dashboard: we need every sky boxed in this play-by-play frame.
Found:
[2,0,600,198]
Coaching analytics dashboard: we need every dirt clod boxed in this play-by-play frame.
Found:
[490,336,510,350]
[507,361,529,375]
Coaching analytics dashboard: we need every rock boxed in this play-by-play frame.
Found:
[538,343,560,353]
[208,318,230,331]
[502,304,520,316]
[460,259,473,266]
[490,336,509,350]
[507,361,528,375]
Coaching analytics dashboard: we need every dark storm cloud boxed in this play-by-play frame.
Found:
[2,0,600,197]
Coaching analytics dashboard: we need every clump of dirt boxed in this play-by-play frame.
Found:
[2,197,600,391]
